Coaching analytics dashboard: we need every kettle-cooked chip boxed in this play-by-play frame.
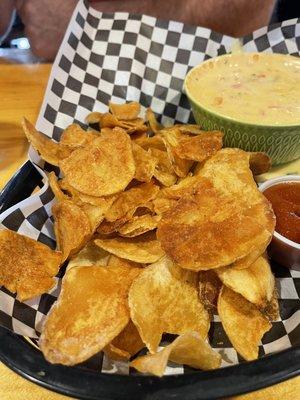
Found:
[152,196,178,215]
[48,172,67,202]
[104,320,144,361]
[105,182,159,222]
[22,118,71,166]
[135,135,166,151]
[146,108,162,134]
[160,174,201,200]
[150,148,177,187]
[67,241,110,271]
[85,111,103,125]
[132,143,158,183]
[109,101,140,120]
[130,331,221,376]
[198,270,222,314]
[216,256,275,309]
[249,152,271,175]
[39,265,140,365]
[128,257,210,353]
[176,124,205,135]
[59,124,97,149]
[117,214,160,237]
[53,199,91,262]
[218,286,271,361]
[107,255,143,269]
[59,128,135,197]
[95,231,164,264]
[0,230,61,301]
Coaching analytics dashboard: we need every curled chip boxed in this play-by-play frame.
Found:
[105,182,159,222]
[218,286,271,361]
[176,124,205,135]
[97,218,128,235]
[146,108,162,134]
[59,124,97,149]
[67,241,110,271]
[173,131,223,162]
[109,101,140,120]
[216,255,275,309]
[0,230,61,301]
[128,257,210,353]
[85,111,103,125]
[53,199,91,262]
[160,174,201,200]
[48,172,67,202]
[130,331,221,377]
[198,270,222,314]
[118,214,160,237]
[104,320,144,361]
[59,128,135,197]
[39,265,140,366]
[150,148,177,187]
[157,183,272,270]
[95,231,164,264]
[22,118,71,166]
[132,143,158,183]
[249,152,271,175]
[135,135,166,152]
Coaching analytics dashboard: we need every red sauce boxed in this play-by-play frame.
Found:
[263,182,300,244]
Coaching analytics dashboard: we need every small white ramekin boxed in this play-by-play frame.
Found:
[259,175,300,269]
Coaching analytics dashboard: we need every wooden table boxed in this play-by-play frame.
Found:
[0,53,299,400]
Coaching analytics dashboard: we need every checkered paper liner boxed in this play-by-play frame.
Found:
[0,0,299,375]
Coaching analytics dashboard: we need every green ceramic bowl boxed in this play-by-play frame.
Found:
[184,55,300,166]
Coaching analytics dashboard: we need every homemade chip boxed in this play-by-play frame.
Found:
[152,196,177,215]
[218,286,271,361]
[67,241,109,271]
[130,331,221,376]
[22,118,71,166]
[160,174,201,199]
[150,148,177,187]
[249,152,271,175]
[173,131,223,162]
[95,231,164,264]
[59,128,135,196]
[263,291,280,321]
[118,214,160,237]
[85,111,103,124]
[107,255,143,269]
[59,124,97,149]
[109,101,140,120]
[146,108,162,134]
[198,270,222,314]
[132,143,158,182]
[48,172,67,202]
[135,135,166,151]
[216,256,275,309]
[128,257,210,353]
[157,183,272,270]
[0,230,61,301]
[39,265,140,365]
[96,218,128,235]
[53,199,91,262]
[104,320,144,361]
[176,124,205,135]
[105,182,159,222]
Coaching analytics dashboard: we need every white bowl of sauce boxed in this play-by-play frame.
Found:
[260,175,300,269]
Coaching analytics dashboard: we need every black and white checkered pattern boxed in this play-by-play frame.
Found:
[0,0,299,374]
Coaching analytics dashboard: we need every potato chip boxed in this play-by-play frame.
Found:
[105,182,159,222]
[135,135,166,151]
[95,231,164,264]
[230,237,270,270]
[216,256,275,309]
[152,196,178,215]
[96,218,128,235]
[67,241,110,271]
[59,128,135,196]
[157,183,272,270]
[80,202,107,233]
[85,111,103,125]
[128,257,210,352]
[0,230,61,301]
[146,108,162,134]
[104,320,144,361]
[48,172,67,202]
[150,148,177,187]
[176,124,205,135]
[39,265,140,365]
[107,255,143,269]
[53,199,91,262]
[132,143,158,182]
[198,270,222,314]
[130,331,221,376]
[263,291,280,321]
[109,101,140,120]
[218,286,271,361]
[118,214,160,237]
[59,124,97,149]
[160,174,201,200]
[173,131,223,162]
[249,152,271,175]
[22,118,71,166]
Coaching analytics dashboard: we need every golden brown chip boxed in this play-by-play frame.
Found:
[104,320,144,361]
[105,182,159,222]
[263,290,280,321]
[59,128,135,196]
[160,174,201,200]
[48,172,67,202]
[249,152,271,175]
[39,265,140,365]
[85,111,103,125]
[22,118,71,166]
[117,214,160,237]
[0,230,61,301]
[109,101,140,120]
[130,331,221,376]
[135,135,166,152]
[198,270,222,314]
[53,199,91,262]
[128,257,210,353]
[95,231,164,264]
[146,108,162,134]
[67,241,110,271]
[173,131,223,162]
[176,124,205,135]
[59,124,97,149]
[107,255,143,269]
[132,143,158,183]
[157,183,271,270]
[218,286,271,361]
[150,148,177,187]
[96,218,128,235]
[152,195,178,215]
[216,256,275,309]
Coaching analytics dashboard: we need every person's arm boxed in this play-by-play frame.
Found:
[0,0,15,39]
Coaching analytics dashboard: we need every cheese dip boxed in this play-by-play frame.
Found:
[185,53,300,126]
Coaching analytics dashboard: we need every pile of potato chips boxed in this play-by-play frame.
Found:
[0,102,278,376]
